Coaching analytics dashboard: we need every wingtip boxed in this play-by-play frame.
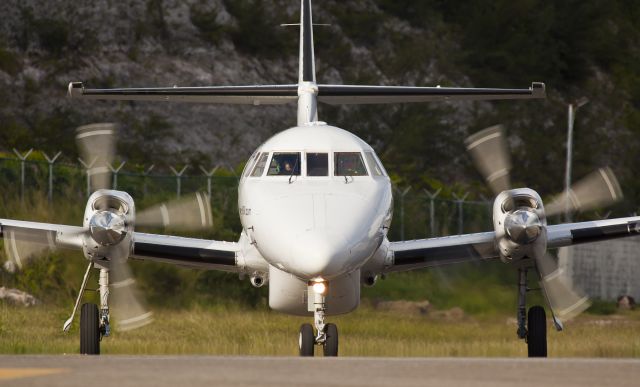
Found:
[68,82,84,98]
[531,82,546,98]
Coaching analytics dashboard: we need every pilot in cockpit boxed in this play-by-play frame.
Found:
[282,161,293,174]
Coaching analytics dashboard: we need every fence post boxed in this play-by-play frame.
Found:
[452,192,469,235]
[199,166,219,200]
[109,161,126,190]
[394,186,411,241]
[170,165,189,199]
[42,151,62,203]
[424,188,442,237]
[142,165,154,198]
[224,162,239,183]
[13,148,33,203]
[78,157,97,196]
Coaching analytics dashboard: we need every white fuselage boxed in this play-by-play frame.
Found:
[238,123,393,283]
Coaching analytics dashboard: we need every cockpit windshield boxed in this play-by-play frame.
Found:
[268,152,301,176]
[335,152,368,176]
[307,153,328,176]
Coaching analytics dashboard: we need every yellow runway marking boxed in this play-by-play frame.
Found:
[0,368,69,381]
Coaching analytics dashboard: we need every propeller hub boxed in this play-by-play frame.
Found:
[89,210,127,246]
[504,209,541,244]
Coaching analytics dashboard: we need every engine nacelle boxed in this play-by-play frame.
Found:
[493,188,546,262]
[81,190,135,261]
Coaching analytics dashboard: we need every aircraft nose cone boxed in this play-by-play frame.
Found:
[292,231,348,278]
[252,191,384,280]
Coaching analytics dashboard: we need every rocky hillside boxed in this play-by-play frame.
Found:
[1,0,639,212]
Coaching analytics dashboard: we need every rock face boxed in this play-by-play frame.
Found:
[0,0,303,166]
[1,0,639,212]
[0,0,470,170]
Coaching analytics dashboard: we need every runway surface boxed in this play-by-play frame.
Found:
[1,356,639,387]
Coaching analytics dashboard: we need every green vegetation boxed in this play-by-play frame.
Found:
[222,0,296,58]
[2,304,640,357]
[190,6,225,45]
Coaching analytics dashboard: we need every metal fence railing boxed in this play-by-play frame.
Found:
[0,152,500,239]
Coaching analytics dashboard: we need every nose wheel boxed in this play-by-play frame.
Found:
[298,323,339,357]
[299,323,314,356]
[299,281,339,357]
[323,323,339,356]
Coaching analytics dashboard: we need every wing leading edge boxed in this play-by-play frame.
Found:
[387,232,499,273]
[387,216,640,273]
[0,219,242,273]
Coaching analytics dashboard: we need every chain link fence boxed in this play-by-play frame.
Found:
[0,153,499,239]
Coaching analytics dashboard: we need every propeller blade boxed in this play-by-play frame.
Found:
[534,250,591,321]
[76,123,116,191]
[136,192,213,231]
[465,125,512,196]
[2,227,56,272]
[109,258,153,331]
[546,167,623,217]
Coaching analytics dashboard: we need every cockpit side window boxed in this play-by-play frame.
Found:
[372,152,388,176]
[334,152,368,176]
[242,151,259,178]
[307,153,328,176]
[267,152,301,176]
[364,151,383,177]
[250,153,269,177]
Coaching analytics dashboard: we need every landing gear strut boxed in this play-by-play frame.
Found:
[516,267,547,357]
[67,263,111,355]
[298,281,339,357]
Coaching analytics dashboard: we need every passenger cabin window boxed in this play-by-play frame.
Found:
[335,152,368,176]
[364,151,384,177]
[268,152,301,176]
[307,153,328,176]
[250,153,269,177]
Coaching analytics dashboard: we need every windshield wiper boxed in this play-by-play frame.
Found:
[288,157,300,184]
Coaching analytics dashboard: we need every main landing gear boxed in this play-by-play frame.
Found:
[299,281,338,357]
[516,267,549,357]
[65,262,111,355]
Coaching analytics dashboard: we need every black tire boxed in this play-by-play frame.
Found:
[323,323,338,357]
[527,305,547,357]
[80,303,100,355]
[299,323,315,356]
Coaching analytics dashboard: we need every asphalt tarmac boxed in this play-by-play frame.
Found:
[0,356,639,387]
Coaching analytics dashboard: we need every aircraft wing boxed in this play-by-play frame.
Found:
[386,231,499,273]
[0,219,241,273]
[386,216,640,273]
[546,216,640,249]
[132,232,240,272]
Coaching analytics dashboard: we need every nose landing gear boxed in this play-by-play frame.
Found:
[298,281,339,357]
